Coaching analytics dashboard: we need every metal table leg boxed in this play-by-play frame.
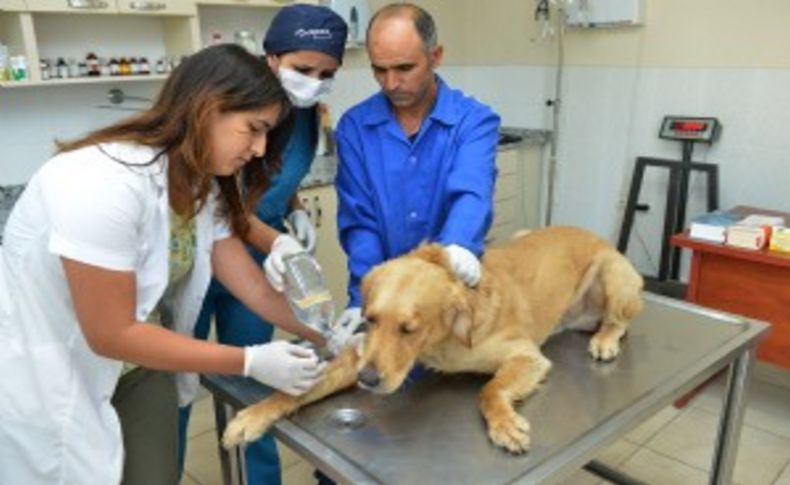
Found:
[709,347,755,485]
[212,396,246,485]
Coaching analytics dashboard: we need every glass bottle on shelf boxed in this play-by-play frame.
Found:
[109,58,120,76]
[10,56,27,81]
[86,52,100,77]
[234,30,257,54]
[0,43,8,81]
[40,59,50,81]
[67,58,79,78]
[139,57,150,75]
[209,31,223,46]
[119,57,131,75]
[100,58,111,77]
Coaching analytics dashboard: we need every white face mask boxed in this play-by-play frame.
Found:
[279,67,333,108]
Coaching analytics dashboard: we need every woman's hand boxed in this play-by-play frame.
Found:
[243,341,326,395]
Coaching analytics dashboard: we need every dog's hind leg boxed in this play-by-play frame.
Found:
[589,253,644,361]
[480,344,552,454]
[223,345,361,448]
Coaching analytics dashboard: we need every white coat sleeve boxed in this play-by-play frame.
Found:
[42,159,144,271]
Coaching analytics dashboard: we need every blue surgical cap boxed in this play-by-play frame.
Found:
[263,4,349,64]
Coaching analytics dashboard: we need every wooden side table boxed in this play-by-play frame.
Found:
[671,206,790,368]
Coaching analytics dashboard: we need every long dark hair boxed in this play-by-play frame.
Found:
[57,44,294,237]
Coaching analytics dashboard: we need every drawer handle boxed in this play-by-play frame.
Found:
[128,1,166,11]
[68,0,109,9]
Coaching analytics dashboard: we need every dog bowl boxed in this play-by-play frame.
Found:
[329,407,366,430]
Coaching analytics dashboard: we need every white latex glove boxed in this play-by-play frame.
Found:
[264,234,305,292]
[287,209,317,254]
[445,244,482,287]
[243,341,326,396]
[327,307,365,356]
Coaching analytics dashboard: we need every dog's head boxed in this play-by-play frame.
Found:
[356,244,472,393]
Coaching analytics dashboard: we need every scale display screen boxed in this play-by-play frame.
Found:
[659,116,721,143]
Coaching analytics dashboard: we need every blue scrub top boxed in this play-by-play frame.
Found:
[256,107,318,234]
[335,76,501,307]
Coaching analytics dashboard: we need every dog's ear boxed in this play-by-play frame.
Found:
[361,265,382,305]
[412,243,451,270]
[443,286,473,347]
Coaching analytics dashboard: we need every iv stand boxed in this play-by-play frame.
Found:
[544,1,567,226]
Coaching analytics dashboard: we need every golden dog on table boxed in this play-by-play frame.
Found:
[223,226,644,453]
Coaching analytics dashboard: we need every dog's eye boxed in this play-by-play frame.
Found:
[365,315,377,326]
[399,323,415,335]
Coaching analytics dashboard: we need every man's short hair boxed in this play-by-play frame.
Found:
[366,3,438,53]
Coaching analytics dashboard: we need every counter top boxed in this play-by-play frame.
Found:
[497,126,552,151]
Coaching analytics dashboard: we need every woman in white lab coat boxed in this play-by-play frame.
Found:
[0,44,326,485]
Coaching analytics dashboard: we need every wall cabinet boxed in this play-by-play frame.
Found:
[23,0,197,15]
[27,0,120,14]
[0,1,28,11]
[117,1,197,16]
[0,0,316,88]
[197,0,297,6]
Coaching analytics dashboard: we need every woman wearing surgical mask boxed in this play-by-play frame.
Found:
[177,5,348,484]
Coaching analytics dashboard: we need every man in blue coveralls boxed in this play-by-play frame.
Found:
[328,2,501,347]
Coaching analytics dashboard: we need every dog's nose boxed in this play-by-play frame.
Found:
[357,365,380,388]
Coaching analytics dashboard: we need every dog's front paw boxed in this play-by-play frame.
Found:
[588,332,621,361]
[222,405,280,449]
[487,412,531,454]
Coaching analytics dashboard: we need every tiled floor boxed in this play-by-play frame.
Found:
[181,374,790,485]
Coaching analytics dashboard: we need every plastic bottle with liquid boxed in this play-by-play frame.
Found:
[282,252,335,338]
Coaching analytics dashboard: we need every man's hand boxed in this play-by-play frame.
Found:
[287,209,317,254]
[243,341,326,395]
[264,234,305,292]
[327,307,365,355]
[445,244,482,287]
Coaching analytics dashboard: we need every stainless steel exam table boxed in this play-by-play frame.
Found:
[200,293,768,485]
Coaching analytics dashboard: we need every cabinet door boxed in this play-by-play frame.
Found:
[521,145,543,230]
[487,150,522,246]
[196,0,313,7]
[27,0,120,14]
[299,185,349,313]
[0,1,27,11]
[118,0,196,16]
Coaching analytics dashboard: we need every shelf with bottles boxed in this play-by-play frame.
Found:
[1,73,169,88]
[0,2,200,88]
[194,0,319,56]
[196,3,276,56]
[0,0,324,88]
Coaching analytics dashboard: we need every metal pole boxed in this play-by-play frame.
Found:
[545,3,566,227]
[709,347,755,485]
